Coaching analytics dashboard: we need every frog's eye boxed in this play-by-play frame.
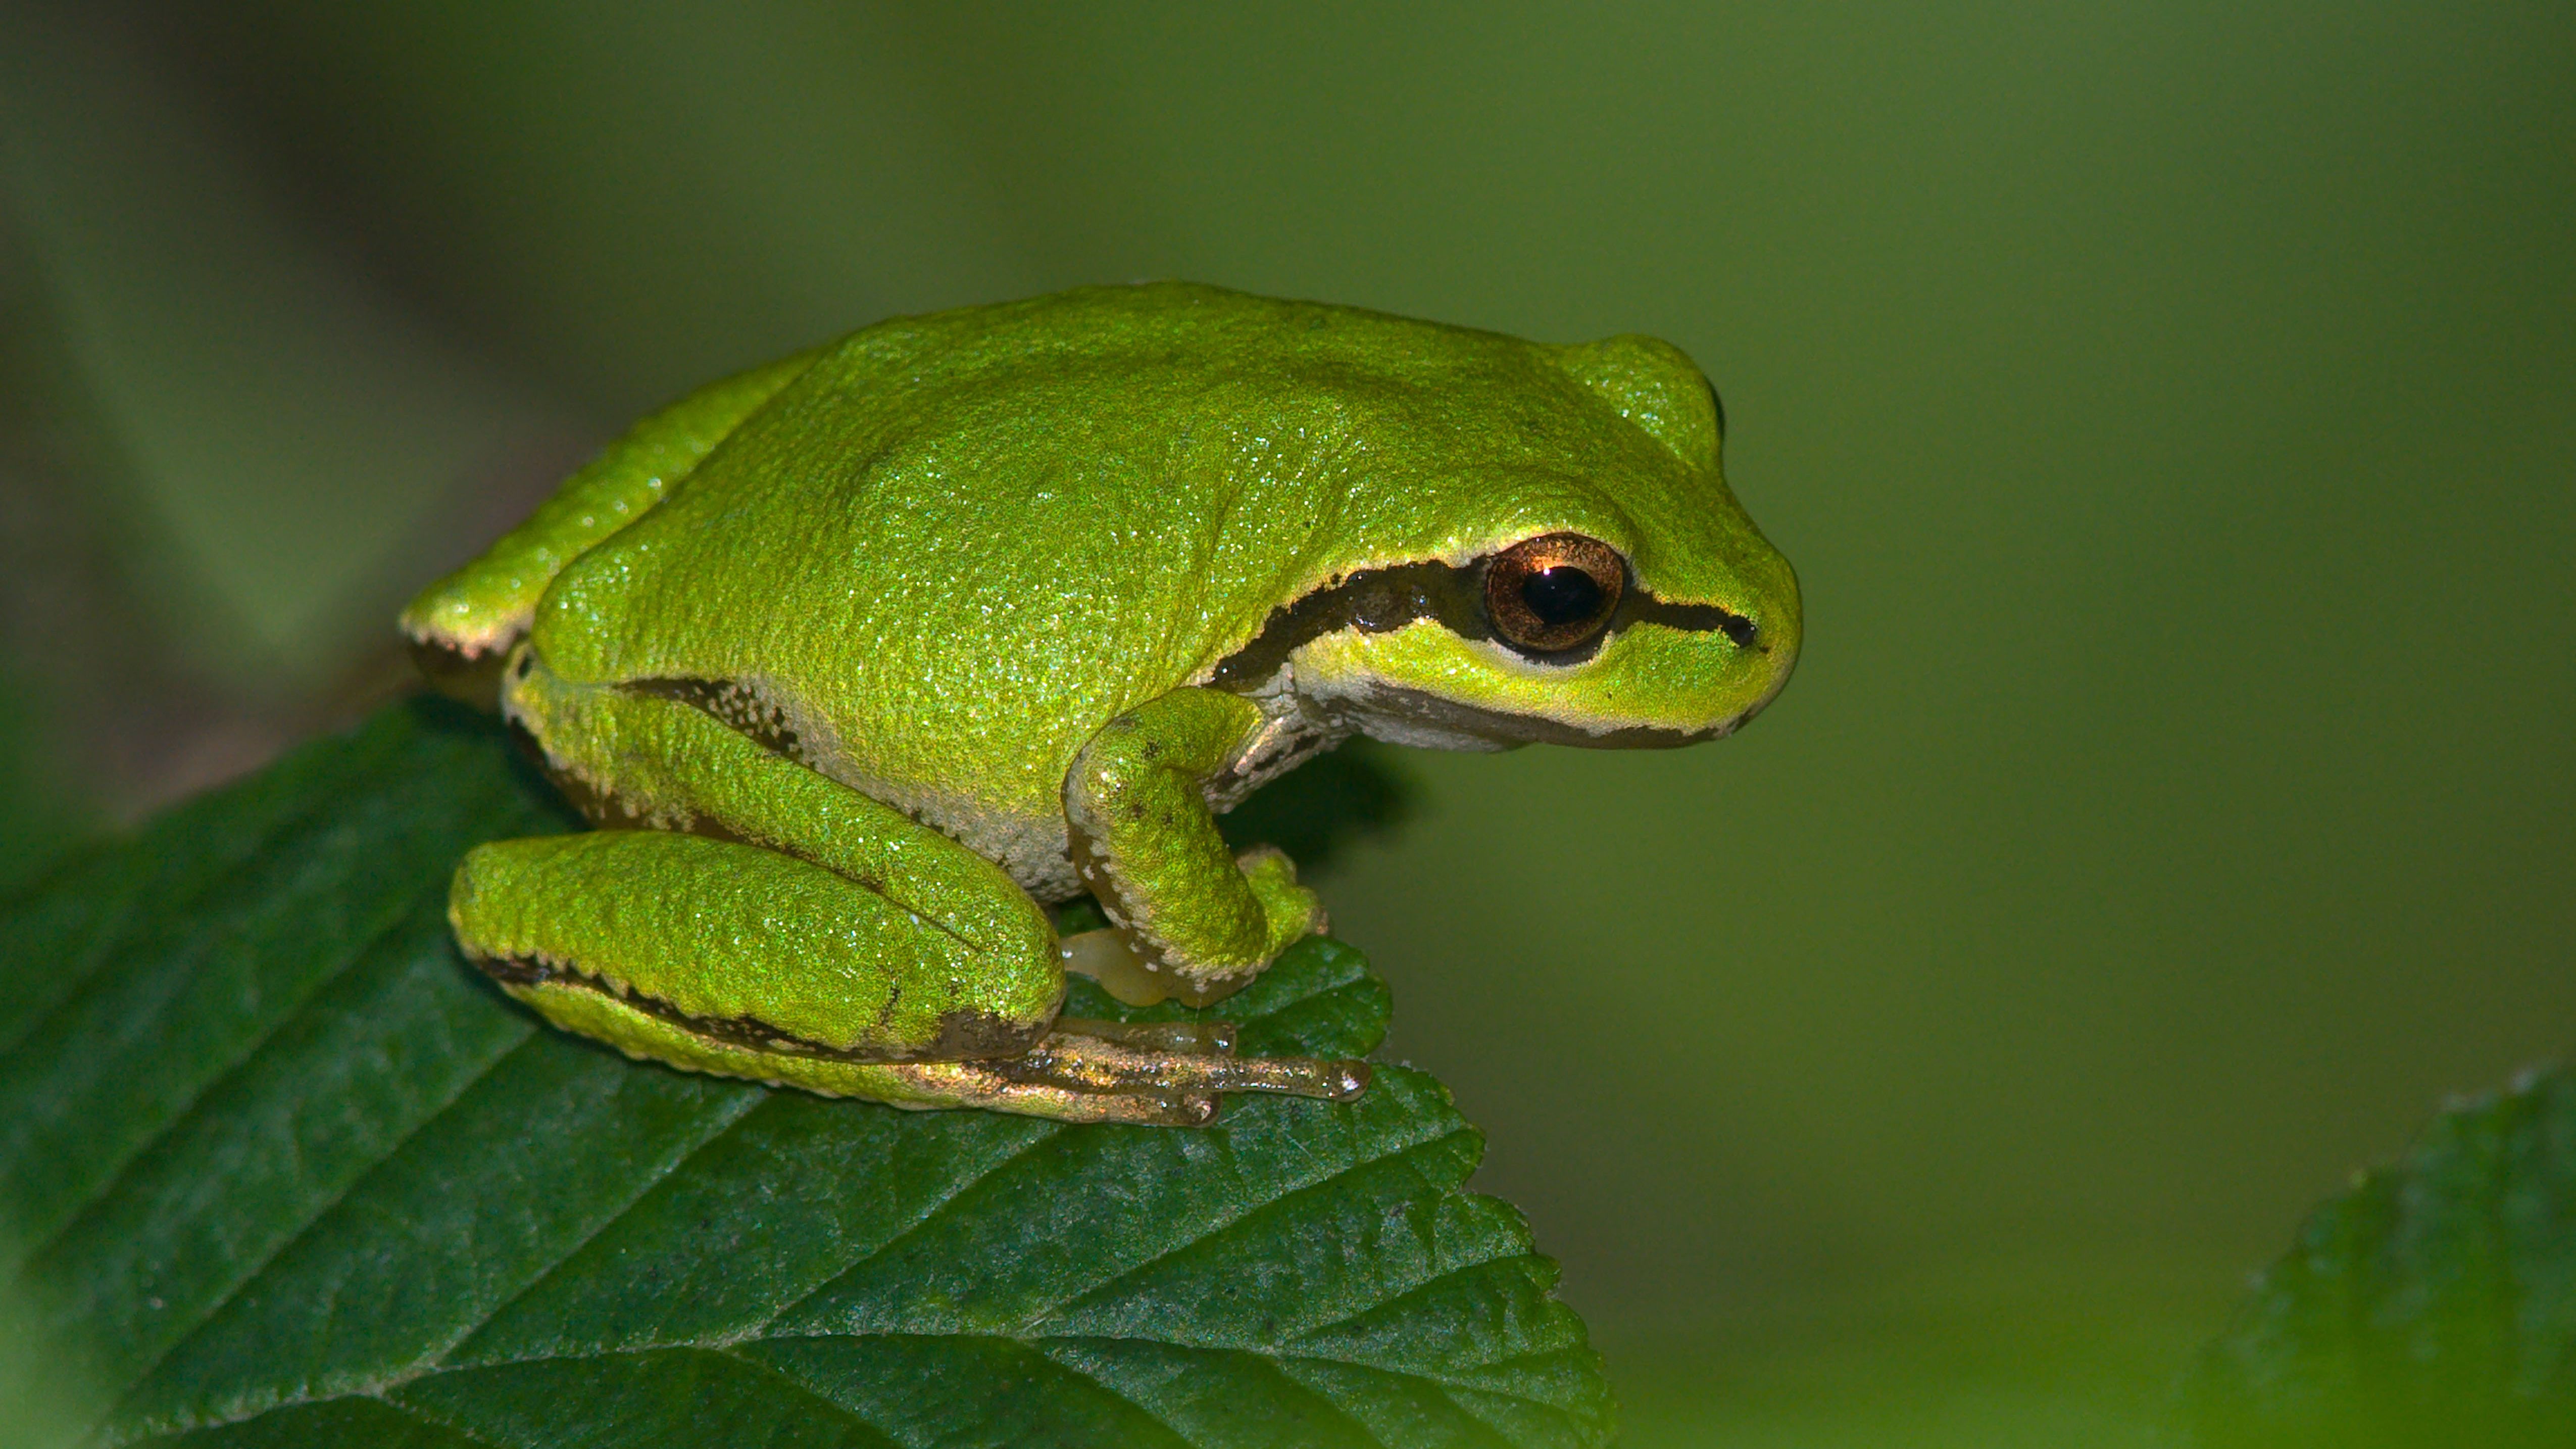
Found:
[1483,533,1626,654]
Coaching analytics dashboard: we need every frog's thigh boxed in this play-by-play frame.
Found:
[451,830,1065,1099]
[507,661,1054,968]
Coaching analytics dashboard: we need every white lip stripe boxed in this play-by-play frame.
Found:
[1285,626,1693,747]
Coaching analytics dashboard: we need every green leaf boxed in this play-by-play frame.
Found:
[2183,1065,2576,1448]
[1,699,1610,1449]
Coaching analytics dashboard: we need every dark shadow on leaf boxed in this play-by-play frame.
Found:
[1217,738,1421,876]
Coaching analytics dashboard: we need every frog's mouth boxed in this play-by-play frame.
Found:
[1316,674,1770,752]
[1202,556,1761,691]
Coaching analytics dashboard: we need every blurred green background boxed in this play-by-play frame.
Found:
[2,2,2568,1442]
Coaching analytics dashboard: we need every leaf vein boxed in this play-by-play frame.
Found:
[13,896,447,1277]
[1270,1353,1536,1445]
[95,1029,546,1435]
[1283,1251,1551,1353]
[367,1390,522,1449]
[1131,1333,1580,1413]
[1037,1337,1393,1449]
[1020,1352,1204,1448]
[437,1086,769,1365]
[0,735,399,1062]
[741,1124,1069,1337]
[704,1344,912,1449]
[778,1330,1599,1420]
[1036,1121,1477,1330]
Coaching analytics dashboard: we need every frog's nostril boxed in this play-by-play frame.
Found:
[1720,613,1761,650]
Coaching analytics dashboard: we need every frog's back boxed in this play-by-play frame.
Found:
[528,287,1596,812]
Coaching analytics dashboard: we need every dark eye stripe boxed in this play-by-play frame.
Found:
[1655,600,1761,649]
[1206,546,1761,689]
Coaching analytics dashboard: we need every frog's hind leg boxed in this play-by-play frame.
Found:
[455,833,1365,1126]
[459,678,1369,1124]
[452,829,1065,1094]
[399,349,818,699]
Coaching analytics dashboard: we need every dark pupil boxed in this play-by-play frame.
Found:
[1521,566,1606,627]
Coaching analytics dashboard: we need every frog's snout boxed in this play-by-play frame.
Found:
[1721,597,1802,734]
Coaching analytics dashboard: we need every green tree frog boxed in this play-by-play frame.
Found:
[401,283,1800,1125]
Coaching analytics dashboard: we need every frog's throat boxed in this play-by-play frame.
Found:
[477,955,1053,1062]
[1204,702,1344,812]
[1304,674,1762,750]
[1202,555,1760,692]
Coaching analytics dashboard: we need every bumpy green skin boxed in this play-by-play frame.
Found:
[402,282,1801,1121]
[452,830,1051,1056]
[406,351,819,664]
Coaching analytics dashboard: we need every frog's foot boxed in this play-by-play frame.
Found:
[1034,1018,1371,1101]
[868,1019,1369,1126]
[876,1010,1370,1124]
[521,979,1369,1124]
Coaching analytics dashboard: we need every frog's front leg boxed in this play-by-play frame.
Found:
[1063,687,1328,1008]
